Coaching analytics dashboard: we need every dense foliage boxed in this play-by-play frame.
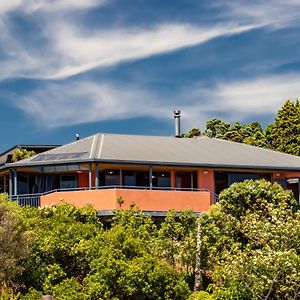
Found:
[12,149,36,162]
[200,180,300,299]
[265,99,300,156]
[0,194,31,292]
[183,99,300,155]
[0,179,299,299]
[0,198,196,299]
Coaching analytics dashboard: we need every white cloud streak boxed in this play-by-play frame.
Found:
[220,0,300,29]
[13,82,163,128]
[0,0,104,14]
[0,19,260,81]
[46,22,259,79]
[1,0,299,81]
[182,73,300,126]
[3,0,300,131]
[0,0,300,82]
[12,73,300,129]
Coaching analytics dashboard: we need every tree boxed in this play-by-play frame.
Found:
[18,207,192,299]
[12,149,36,162]
[183,128,202,138]
[204,119,230,139]
[83,209,191,300]
[265,99,300,156]
[0,194,31,293]
[199,180,300,299]
[241,122,267,147]
[156,210,197,274]
[20,203,102,296]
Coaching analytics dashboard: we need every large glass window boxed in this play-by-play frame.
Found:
[152,172,170,188]
[0,176,5,193]
[17,174,29,194]
[215,171,272,195]
[104,170,120,186]
[287,178,299,201]
[135,171,149,187]
[123,171,135,187]
[60,175,78,189]
[214,171,228,195]
[228,173,259,185]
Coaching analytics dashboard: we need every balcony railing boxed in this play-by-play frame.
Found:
[10,185,219,208]
[11,194,41,207]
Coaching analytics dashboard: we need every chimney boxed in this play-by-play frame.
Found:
[174,110,181,138]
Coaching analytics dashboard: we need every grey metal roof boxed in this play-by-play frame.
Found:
[0,144,61,166]
[3,133,300,171]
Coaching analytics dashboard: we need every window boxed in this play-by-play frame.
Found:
[60,175,78,189]
[228,173,259,185]
[152,172,170,188]
[135,171,149,187]
[104,170,120,186]
[17,174,29,194]
[215,171,272,195]
[123,171,135,186]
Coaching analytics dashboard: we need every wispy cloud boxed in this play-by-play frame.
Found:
[12,81,163,128]
[220,0,300,29]
[46,22,259,79]
[2,0,300,133]
[182,73,300,126]
[1,0,300,82]
[0,0,104,15]
[0,0,274,81]
[11,73,300,129]
[0,19,260,81]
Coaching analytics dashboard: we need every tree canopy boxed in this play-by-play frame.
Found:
[0,194,31,292]
[200,180,300,299]
[12,149,36,162]
[265,99,300,156]
[0,178,299,299]
[183,100,300,155]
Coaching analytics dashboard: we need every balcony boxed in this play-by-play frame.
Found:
[11,186,217,213]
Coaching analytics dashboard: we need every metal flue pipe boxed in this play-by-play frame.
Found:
[174,110,181,138]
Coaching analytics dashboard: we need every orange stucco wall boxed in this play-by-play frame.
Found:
[273,171,300,179]
[197,169,215,192]
[78,173,89,188]
[41,188,211,212]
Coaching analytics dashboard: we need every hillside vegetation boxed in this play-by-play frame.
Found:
[0,179,299,299]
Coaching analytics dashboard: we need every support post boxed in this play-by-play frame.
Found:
[194,221,203,291]
[170,171,176,190]
[149,166,153,190]
[119,169,123,187]
[3,175,6,193]
[9,170,13,199]
[88,164,92,190]
[95,164,99,190]
[13,169,17,196]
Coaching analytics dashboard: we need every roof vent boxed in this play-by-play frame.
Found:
[174,110,181,138]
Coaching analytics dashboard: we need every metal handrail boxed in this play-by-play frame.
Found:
[11,185,219,207]
[12,185,215,196]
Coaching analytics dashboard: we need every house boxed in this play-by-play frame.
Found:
[0,132,299,215]
[0,144,60,193]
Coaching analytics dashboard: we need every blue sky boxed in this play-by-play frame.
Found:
[1,0,300,152]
